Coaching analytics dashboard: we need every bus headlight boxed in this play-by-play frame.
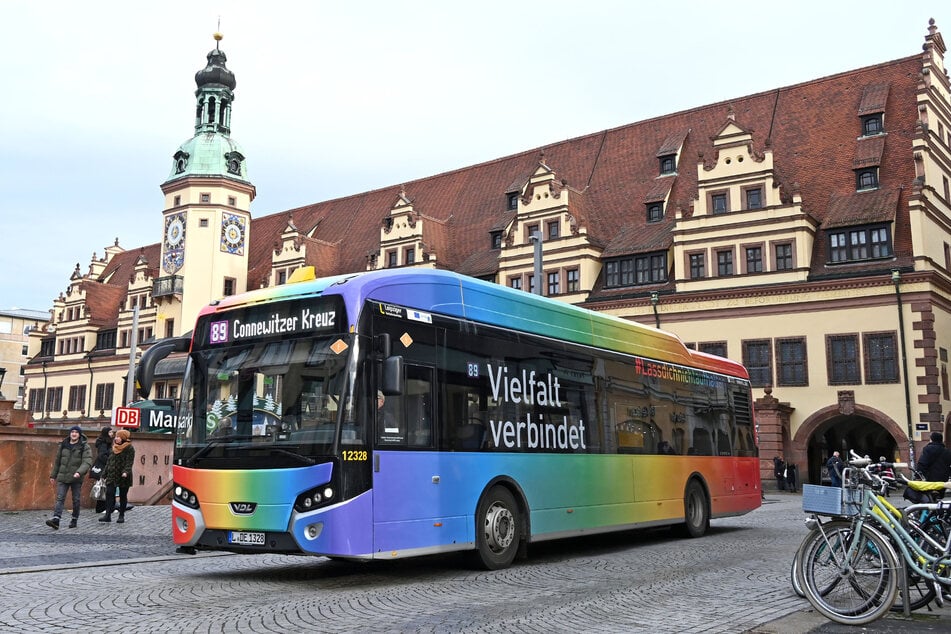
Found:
[174,483,200,509]
[294,485,334,512]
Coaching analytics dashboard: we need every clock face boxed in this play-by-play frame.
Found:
[166,217,184,246]
[220,214,246,255]
[224,222,242,245]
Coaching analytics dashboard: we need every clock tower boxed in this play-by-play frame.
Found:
[156,32,255,336]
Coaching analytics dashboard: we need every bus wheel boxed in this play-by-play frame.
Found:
[682,480,709,538]
[475,486,520,570]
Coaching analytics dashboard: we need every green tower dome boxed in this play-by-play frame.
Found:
[165,33,250,185]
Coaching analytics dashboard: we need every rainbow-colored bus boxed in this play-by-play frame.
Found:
[137,268,760,569]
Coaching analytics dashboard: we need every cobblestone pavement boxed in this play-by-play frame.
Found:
[2,495,951,633]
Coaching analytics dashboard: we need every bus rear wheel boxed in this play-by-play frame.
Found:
[475,486,520,570]
[682,480,709,538]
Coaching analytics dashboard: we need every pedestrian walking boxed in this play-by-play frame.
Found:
[89,426,113,513]
[773,455,786,491]
[46,425,93,529]
[916,431,951,483]
[99,429,135,524]
[826,451,844,487]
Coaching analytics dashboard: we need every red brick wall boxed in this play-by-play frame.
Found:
[0,427,173,511]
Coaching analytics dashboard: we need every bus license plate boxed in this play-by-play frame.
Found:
[229,531,265,546]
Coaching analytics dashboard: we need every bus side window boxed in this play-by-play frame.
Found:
[386,365,433,449]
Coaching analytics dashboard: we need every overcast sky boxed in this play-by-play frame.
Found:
[0,1,945,311]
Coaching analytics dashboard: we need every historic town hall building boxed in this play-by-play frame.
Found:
[25,22,951,487]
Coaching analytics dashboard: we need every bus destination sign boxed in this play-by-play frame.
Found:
[195,297,346,349]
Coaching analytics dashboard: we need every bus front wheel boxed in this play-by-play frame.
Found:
[475,486,520,570]
[682,479,709,538]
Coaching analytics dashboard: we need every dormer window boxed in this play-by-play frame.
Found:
[856,168,879,191]
[647,203,663,223]
[828,223,892,263]
[507,194,518,210]
[659,154,676,175]
[491,231,502,249]
[861,114,883,137]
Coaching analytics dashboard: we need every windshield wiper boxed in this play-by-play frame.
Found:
[269,448,317,466]
[185,435,255,467]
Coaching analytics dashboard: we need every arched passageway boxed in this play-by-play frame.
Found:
[794,404,906,487]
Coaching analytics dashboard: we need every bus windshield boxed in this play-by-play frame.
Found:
[175,334,362,468]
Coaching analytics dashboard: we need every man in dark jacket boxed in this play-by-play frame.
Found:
[917,432,951,482]
[46,426,93,529]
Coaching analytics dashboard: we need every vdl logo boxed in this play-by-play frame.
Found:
[229,502,257,515]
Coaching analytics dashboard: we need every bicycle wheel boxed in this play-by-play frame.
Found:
[797,522,899,625]
[792,520,852,600]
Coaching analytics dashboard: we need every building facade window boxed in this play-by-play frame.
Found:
[775,243,793,270]
[856,168,879,190]
[547,271,560,295]
[743,340,772,387]
[828,224,892,263]
[94,383,114,411]
[525,224,540,241]
[527,275,535,294]
[509,276,521,290]
[604,252,668,288]
[387,250,398,268]
[745,188,763,210]
[200,193,211,203]
[647,203,663,223]
[745,247,763,273]
[491,231,503,249]
[68,385,86,411]
[777,338,808,386]
[861,114,883,136]
[699,341,727,358]
[566,268,580,292]
[711,192,728,215]
[29,388,44,413]
[828,334,860,385]
[223,277,236,296]
[405,248,415,265]
[165,318,175,338]
[864,332,899,383]
[717,250,733,276]
[227,196,237,206]
[547,220,560,240]
[689,252,705,279]
[46,386,63,413]
[507,193,518,210]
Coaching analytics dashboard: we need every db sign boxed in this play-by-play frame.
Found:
[113,407,141,429]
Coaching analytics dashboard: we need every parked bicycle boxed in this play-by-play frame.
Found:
[794,453,951,625]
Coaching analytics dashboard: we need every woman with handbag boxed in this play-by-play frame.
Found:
[99,429,134,524]
[89,426,113,513]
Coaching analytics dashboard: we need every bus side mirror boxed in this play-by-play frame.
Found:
[382,356,404,396]
[135,336,191,399]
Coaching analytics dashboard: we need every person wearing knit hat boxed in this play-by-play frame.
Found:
[99,428,135,523]
[46,426,92,530]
